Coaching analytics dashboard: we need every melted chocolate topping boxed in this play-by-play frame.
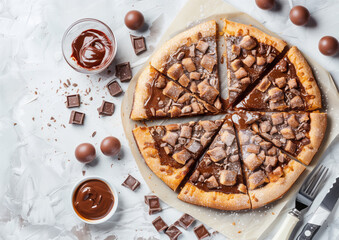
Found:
[73,179,114,220]
[71,29,113,70]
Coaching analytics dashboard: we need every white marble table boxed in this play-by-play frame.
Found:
[0,0,338,239]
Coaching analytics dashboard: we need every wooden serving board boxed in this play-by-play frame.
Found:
[121,0,339,239]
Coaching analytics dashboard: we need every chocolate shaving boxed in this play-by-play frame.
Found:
[66,94,80,108]
[122,174,140,191]
[152,216,168,232]
[115,62,132,82]
[69,111,85,125]
[97,100,115,116]
[107,80,123,96]
[130,35,147,55]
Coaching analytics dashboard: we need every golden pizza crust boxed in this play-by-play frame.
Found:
[151,20,217,73]
[130,66,157,120]
[223,19,287,52]
[297,112,327,165]
[287,46,322,110]
[178,183,251,210]
[132,126,190,191]
[250,160,305,209]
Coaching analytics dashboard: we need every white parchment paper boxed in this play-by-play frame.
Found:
[121,0,339,239]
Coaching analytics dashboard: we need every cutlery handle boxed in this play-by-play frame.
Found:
[296,223,321,240]
[272,210,300,240]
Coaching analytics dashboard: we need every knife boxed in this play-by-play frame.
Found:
[296,177,339,240]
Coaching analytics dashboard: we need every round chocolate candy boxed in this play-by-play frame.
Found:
[319,36,339,56]
[100,136,121,157]
[255,0,275,10]
[289,6,310,26]
[75,143,96,163]
[124,10,144,30]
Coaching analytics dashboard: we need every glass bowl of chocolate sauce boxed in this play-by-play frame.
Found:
[62,18,117,74]
[71,176,118,224]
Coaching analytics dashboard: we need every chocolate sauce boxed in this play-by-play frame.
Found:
[73,179,114,220]
[71,29,113,70]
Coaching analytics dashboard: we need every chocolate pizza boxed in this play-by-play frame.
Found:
[131,20,327,210]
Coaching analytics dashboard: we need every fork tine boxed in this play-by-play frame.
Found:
[305,165,325,195]
[309,167,328,197]
[304,165,323,194]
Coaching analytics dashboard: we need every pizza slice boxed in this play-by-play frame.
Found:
[236,46,322,111]
[178,115,250,210]
[232,113,305,209]
[133,119,224,190]
[234,111,327,165]
[130,66,218,120]
[223,20,287,107]
[151,20,222,110]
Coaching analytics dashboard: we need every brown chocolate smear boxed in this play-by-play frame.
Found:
[71,29,113,70]
[73,179,114,220]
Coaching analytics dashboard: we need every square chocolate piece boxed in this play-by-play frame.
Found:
[149,207,162,215]
[107,80,123,96]
[115,62,132,82]
[152,216,168,232]
[122,174,140,191]
[130,35,147,55]
[66,94,80,108]
[145,195,157,205]
[97,100,115,116]
[194,224,210,240]
[177,213,195,230]
[165,225,182,240]
[69,111,85,125]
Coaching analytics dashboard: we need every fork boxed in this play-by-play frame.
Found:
[272,164,329,240]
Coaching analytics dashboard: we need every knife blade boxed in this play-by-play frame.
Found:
[296,177,339,240]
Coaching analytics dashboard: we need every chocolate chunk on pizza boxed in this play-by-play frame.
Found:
[151,20,222,110]
[223,20,287,107]
[236,46,322,111]
[232,113,305,209]
[240,111,327,165]
[178,115,250,210]
[133,119,223,190]
[130,66,218,120]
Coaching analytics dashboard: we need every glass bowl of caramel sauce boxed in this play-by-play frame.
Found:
[71,177,118,224]
[62,18,117,74]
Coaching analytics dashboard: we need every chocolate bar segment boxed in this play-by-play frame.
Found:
[115,62,132,82]
[97,100,115,116]
[165,225,182,240]
[194,224,210,240]
[66,94,80,108]
[122,174,140,191]
[107,80,123,96]
[177,213,195,230]
[69,111,85,125]
[130,35,147,55]
[152,216,168,232]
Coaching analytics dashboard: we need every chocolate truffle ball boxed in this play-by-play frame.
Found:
[289,6,310,26]
[75,143,96,163]
[319,36,339,56]
[124,10,144,30]
[100,136,121,157]
[255,0,275,10]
